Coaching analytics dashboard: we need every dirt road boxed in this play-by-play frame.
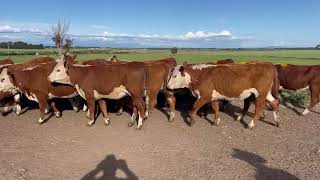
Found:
[0,101,319,180]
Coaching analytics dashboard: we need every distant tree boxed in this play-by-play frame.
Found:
[316,44,320,49]
[171,47,178,55]
[63,38,73,53]
[51,20,70,55]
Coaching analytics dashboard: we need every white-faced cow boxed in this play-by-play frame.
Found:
[48,55,148,129]
[167,62,280,129]
[0,61,80,123]
[0,59,21,115]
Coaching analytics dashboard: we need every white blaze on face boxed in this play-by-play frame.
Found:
[0,68,17,92]
[167,65,191,90]
[211,88,259,101]
[48,61,71,84]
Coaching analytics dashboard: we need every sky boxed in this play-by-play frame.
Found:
[0,0,319,48]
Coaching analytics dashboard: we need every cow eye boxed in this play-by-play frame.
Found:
[1,78,4,83]
[57,69,61,72]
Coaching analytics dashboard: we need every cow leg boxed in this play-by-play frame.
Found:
[211,100,220,126]
[237,97,253,121]
[44,103,51,114]
[132,96,146,130]
[13,94,21,115]
[189,98,207,126]
[68,98,79,113]
[86,97,96,126]
[303,85,320,115]
[50,101,61,118]
[83,103,88,112]
[128,106,137,127]
[247,96,265,129]
[116,99,124,116]
[98,100,110,126]
[38,97,48,124]
[166,94,176,122]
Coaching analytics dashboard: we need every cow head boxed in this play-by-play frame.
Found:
[48,55,71,85]
[167,62,191,90]
[0,68,17,93]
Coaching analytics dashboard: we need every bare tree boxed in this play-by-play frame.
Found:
[51,20,71,55]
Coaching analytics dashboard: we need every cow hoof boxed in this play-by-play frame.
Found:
[38,119,45,124]
[275,122,280,127]
[236,115,243,121]
[136,125,142,130]
[189,120,195,127]
[168,116,175,122]
[73,108,79,113]
[213,118,220,126]
[86,121,94,127]
[55,112,62,118]
[104,118,110,126]
[116,112,122,116]
[128,122,134,127]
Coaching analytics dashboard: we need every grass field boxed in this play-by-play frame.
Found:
[0,48,320,65]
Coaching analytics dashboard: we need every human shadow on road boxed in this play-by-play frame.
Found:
[81,154,138,180]
[232,149,299,180]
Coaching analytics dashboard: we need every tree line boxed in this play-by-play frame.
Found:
[0,41,45,49]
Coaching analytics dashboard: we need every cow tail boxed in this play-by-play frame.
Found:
[144,65,150,117]
[271,66,280,100]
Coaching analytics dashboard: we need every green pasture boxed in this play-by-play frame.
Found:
[0,48,320,65]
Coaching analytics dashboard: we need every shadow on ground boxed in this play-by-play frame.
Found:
[81,154,138,180]
[232,149,300,180]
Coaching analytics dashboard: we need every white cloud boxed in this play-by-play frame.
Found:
[0,24,48,34]
[0,22,254,48]
[90,25,111,30]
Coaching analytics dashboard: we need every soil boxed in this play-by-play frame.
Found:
[0,98,319,180]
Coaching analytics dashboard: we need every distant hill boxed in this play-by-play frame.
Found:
[0,41,45,49]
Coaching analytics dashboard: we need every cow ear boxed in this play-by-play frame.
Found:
[179,66,185,77]
[7,71,15,82]
[72,54,77,60]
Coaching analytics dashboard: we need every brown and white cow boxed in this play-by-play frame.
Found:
[275,64,320,115]
[0,59,21,115]
[0,62,79,123]
[77,57,177,122]
[167,62,280,128]
[48,56,148,129]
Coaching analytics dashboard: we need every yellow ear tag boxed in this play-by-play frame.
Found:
[280,64,288,68]
[239,61,247,64]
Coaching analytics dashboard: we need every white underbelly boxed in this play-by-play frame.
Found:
[25,93,38,102]
[48,92,78,99]
[94,85,130,100]
[211,88,259,101]
[75,84,86,100]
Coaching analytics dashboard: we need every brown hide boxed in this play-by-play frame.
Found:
[275,64,320,112]
[66,61,147,128]
[0,58,14,65]
[7,62,77,122]
[176,62,279,128]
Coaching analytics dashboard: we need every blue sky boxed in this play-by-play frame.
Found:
[0,0,319,48]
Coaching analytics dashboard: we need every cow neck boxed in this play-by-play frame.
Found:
[8,67,27,93]
[69,64,86,86]
[185,66,209,85]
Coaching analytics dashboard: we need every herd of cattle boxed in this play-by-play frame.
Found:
[0,54,319,129]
